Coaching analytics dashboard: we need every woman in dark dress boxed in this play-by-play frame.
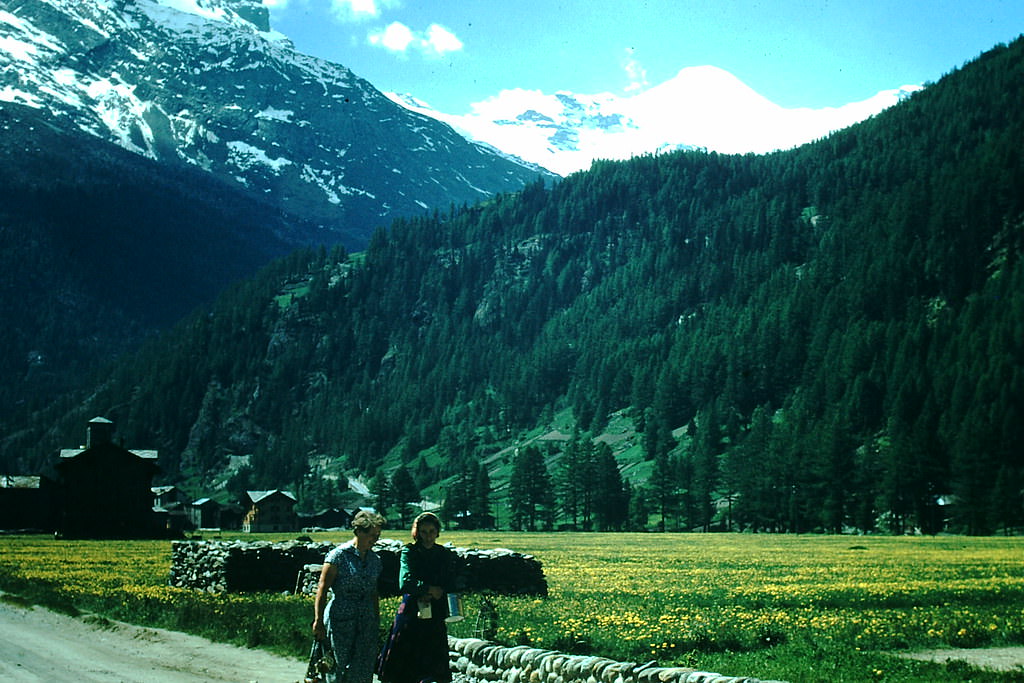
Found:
[313,510,386,683]
[377,512,458,683]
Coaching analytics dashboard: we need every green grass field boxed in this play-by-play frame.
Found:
[1,532,1022,682]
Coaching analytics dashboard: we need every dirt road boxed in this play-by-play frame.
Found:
[0,599,305,682]
[3,596,1023,681]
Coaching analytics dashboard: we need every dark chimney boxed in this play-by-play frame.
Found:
[86,417,115,448]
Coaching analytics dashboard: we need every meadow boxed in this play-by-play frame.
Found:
[1,532,1023,682]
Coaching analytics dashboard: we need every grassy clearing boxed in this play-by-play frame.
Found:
[1,532,1022,682]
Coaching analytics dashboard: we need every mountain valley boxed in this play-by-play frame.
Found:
[0,2,1021,536]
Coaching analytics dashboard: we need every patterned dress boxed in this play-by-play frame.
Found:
[324,541,382,683]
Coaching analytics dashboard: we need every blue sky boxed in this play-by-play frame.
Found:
[263,0,1023,113]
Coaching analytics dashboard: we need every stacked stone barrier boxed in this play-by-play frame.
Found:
[168,539,332,593]
[169,538,548,596]
[448,638,786,683]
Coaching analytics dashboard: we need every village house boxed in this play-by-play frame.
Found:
[153,485,186,509]
[188,497,243,530]
[298,506,354,531]
[0,474,58,531]
[242,489,297,532]
[55,416,160,538]
[152,485,192,533]
[189,497,222,529]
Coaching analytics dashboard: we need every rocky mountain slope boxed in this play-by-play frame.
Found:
[0,99,312,418]
[0,0,553,249]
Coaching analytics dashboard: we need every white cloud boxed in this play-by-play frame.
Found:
[622,47,648,92]
[262,0,290,9]
[330,0,389,21]
[369,21,415,51]
[369,21,463,57]
[424,24,463,55]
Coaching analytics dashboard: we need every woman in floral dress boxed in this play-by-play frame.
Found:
[313,510,386,683]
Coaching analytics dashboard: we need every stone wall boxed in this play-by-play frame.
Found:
[448,638,786,683]
[169,538,548,596]
[169,539,330,593]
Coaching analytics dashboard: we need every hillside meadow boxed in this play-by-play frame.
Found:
[1,532,1022,682]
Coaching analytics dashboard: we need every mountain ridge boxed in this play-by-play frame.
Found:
[0,0,554,420]
[1,0,554,248]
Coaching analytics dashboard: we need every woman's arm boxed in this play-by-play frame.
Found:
[312,562,338,639]
[398,546,429,596]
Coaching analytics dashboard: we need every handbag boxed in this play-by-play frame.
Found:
[305,637,336,683]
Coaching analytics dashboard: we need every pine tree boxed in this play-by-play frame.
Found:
[370,469,394,521]
[593,443,628,530]
[390,466,420,528]
[508,446,554,530]
[470,460,494,528]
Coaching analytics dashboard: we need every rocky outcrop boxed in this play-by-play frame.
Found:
[448,638,787,683]
[169,539,548,596]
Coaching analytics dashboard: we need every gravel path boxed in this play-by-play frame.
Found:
[899,646,1024,673]
[0,599,305,682]
[3,596,1023,680]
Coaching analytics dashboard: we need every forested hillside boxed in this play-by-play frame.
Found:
[8,38,1023,535]
[0,102,312,418]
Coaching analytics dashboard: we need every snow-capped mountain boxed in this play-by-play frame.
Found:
[388,66,923,177]
[0,0,552,248]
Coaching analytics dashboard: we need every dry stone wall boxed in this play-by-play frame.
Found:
[448,638,786,683]
[169,538,548,596]
[169,539,330,593]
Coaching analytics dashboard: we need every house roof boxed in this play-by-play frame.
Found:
[152,485,177,495]
[0,475,42,489]
[246,489,297,504]
[60,448,158,460]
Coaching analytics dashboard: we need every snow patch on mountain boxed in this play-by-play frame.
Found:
[1,0,551,248]
[388,65,923,176]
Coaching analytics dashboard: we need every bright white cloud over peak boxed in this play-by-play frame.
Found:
[369,21,414,52]
[369,21,463,57]
[388,67,923,177]
[329,0,386,21]
[425,24,462,55]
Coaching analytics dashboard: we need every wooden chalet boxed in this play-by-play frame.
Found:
[299,507,354,530]
[242,489,297,532]
[188,497,243,530]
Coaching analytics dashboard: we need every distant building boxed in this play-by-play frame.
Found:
[299,507,354,531]
[55,417,160,538]
[0,474,57,531]
[153,485,186,509]
[189,497,220,529]
[153,485,192,533]
[188,497,243,530]
[242,489,297,532]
